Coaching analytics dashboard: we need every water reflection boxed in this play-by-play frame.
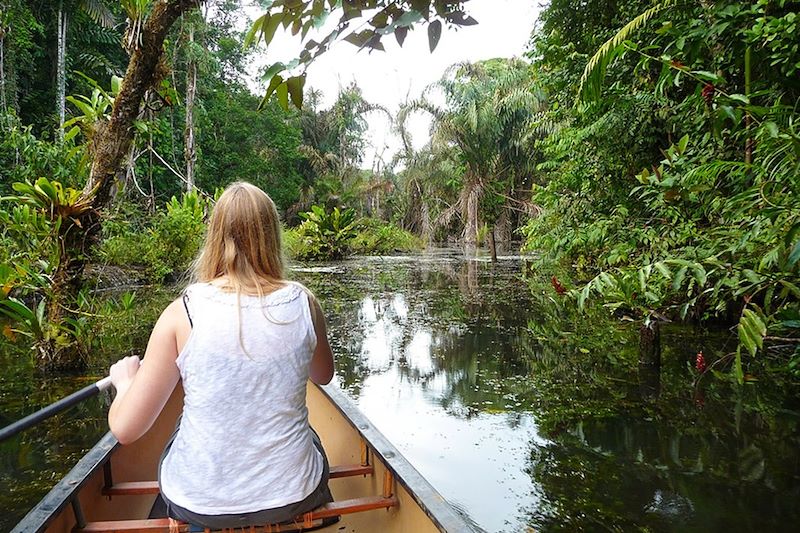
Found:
[297,248,544,532]
[295,248,800,533]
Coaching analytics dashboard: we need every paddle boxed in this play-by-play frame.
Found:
[0,376,113,442]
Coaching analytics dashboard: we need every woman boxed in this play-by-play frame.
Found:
[107,181,335,529]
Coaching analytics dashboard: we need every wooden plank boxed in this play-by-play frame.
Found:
[308,496,398,519]
[79,519,187,532]
[102,465,375,496]
[102,481,159,496]
[329,463,373,478]
[79,518,328,532]
[79,497,397,531]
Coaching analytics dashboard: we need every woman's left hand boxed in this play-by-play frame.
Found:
[110,356,141,395]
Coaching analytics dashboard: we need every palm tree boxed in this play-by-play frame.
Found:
[290,84,391,215]
[398,59,548,248]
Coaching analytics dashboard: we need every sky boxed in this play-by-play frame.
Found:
[247,0,542,170]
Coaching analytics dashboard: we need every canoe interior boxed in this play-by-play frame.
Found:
[17,382,469,533]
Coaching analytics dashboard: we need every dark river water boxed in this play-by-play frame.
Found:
[2,247,800,531]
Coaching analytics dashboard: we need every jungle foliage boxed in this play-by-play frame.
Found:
[522,0,800,381]
[0,0,797,381]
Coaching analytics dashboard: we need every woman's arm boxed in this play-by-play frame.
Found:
[108,299,186,444]
[308,294,334,385]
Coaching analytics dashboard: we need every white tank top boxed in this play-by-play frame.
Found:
[159,281,323,514]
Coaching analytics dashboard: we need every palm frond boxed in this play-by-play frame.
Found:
[80,0,115,29]
[578,0,677,103]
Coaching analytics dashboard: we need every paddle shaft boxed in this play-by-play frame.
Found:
[0,376,112,442]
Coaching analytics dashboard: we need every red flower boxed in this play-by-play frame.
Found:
[695,351,707,373]
[551,275,566,296]
[702,84,715,106]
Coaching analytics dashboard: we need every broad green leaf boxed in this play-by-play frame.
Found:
[692,70,724,83]
[738,319,757,357]
[64,126,80,143]
[726,93,749,105]
[262,62,286,81]
[262,13,284,45]
[395,25,408,46]
[673,265,688,290]
[677,134,689,154]
[276,82,289,110]
[286,75,306,109]
[111,75,123,95]
[654,262,671,279]
[788,240,800,268]
[258,74,284,110]
[691,265,707,287]
[780,280,800,298]
[244,14,268,48]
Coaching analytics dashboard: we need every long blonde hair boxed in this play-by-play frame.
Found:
[193,181,285,295]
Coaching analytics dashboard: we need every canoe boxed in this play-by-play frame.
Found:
[12,382,471,532]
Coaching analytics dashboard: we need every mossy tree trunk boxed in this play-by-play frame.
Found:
[41,0,201,371]
[41,218,90,371]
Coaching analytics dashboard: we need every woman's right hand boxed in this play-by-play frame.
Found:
[110,356,141,396]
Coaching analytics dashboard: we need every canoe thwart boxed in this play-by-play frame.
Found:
[101,464,376,497]
[78,496,398,532]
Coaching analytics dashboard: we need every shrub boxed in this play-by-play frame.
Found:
[288,205,359,261]
[100,192,208,281]
[284,208,423,261]
[350,218,422,255]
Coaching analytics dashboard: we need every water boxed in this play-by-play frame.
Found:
[2,247,799,531]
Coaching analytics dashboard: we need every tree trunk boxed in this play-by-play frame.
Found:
[639,320,661,368]
[488,226,497,262]
[496,207,512,243]
[184,24,197,191]
[0,30,7,116]
[41,218,90,371]
[56,1,67,141]
[39,0,201,371]
[464,179,480,244]
[744,46,753,165]
[638,360,661,401]
[83,0,201,207]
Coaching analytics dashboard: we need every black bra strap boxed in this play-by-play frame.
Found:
[182,293,193,328]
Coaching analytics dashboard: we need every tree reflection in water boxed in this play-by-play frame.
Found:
[296,248,800,532]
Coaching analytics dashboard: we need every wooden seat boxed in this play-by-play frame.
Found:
[102,464,375,497]
[79,496,398,532]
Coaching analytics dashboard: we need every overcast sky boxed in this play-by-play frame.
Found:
[247,0,542,170]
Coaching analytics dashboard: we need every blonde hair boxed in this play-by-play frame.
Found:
[193,181,285,293]
[191,182,290,354]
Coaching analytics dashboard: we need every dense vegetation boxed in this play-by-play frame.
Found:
[522,0,799,383]
[0,0,797,385]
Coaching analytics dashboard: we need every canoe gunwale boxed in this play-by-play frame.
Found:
[316,383,473,533]
[11,432,119,533]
